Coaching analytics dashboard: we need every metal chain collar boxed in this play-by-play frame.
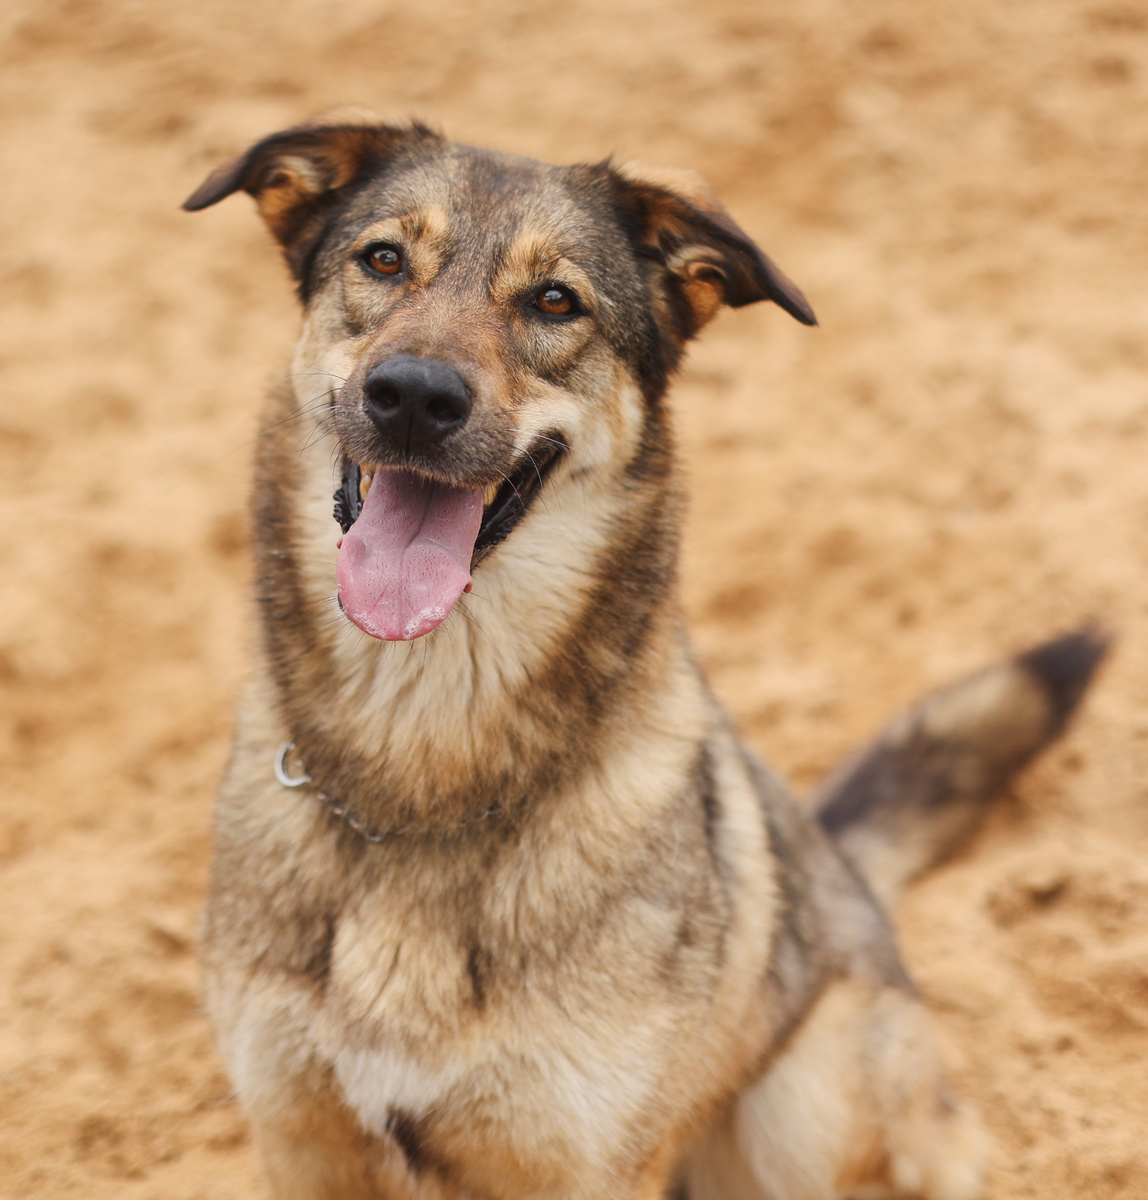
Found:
[273,741,503,843]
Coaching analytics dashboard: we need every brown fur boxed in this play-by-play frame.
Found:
[185,114,1104,1200]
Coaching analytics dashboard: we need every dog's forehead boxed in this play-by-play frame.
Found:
[344,142,625,267]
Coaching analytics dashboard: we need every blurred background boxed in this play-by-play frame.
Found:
[1,0,1146,1195]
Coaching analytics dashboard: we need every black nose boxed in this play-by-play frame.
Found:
[362,355,473,453]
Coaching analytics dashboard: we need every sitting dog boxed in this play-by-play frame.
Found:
[184,112,1105,1200]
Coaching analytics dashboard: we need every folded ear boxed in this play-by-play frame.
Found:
[183,112,438,275]
[608,162,816,336]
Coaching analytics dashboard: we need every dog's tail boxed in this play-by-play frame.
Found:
[811,628,1108,909]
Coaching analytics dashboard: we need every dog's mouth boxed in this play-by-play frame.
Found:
[332,437,566,641]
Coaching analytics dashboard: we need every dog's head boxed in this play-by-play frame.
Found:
[186,114,815,642]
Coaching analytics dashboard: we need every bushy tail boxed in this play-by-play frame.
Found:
[811,628,1109,908]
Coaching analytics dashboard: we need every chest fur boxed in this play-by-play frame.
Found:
[204,682,780,1188]
[208,817,741,1190]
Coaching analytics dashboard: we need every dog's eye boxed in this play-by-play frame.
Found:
[361,244,404,278]
[532,285,580,319]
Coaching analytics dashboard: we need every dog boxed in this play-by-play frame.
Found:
[184,111,1106,1200]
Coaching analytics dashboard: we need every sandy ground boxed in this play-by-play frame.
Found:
[1,0,1147,1195]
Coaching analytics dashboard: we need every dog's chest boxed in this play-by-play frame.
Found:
[290,874,707,1184]
[208,719,745,1185]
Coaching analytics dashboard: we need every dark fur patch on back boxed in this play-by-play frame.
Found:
[739,744,908,1042]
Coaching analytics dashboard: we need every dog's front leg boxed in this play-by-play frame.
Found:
[207,990,411,1198]
[250,1077,387,1200]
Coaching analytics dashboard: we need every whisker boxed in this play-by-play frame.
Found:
[456,600,487,640]
[269,387,342,428]
[507,429,567,452]
[212,394,337,465]
[289,371,348,383]
[519,448,559,521]
[503,429,565,516]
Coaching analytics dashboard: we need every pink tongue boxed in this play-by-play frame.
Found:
[337,470,484,641]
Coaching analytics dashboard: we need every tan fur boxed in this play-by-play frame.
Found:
[184,118,1101,1200]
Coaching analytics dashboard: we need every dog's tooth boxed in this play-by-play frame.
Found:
[483,482,500,507]
[359,471,374,501]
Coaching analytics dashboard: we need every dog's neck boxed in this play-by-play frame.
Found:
[249,379,705,837]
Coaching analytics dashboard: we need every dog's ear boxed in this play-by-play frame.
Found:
[183,112,435,275]
[608,162,816,335]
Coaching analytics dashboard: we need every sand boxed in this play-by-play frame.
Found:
[1,0,1146,1195]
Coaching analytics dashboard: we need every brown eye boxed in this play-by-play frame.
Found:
[534,284,578,318]
[362,244,403,277]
